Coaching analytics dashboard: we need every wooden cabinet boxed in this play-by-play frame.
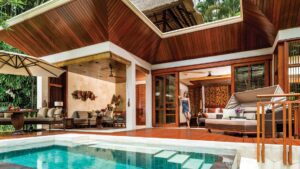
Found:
[232,61,270,92]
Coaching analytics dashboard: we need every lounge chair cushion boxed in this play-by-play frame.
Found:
[37,107,48,118]
[243,112,256,120]
[74,118,88,125]
[222,109,236,119]
[77,111,89,119]
[47,108,56,118]
[4,112,11,118]
[104,111,114,119]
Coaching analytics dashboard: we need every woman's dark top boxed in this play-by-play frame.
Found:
[182,100,189,113]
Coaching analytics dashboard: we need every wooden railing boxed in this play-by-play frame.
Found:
[257,94,300,165]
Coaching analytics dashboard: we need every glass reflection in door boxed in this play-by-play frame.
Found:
[154,74,178,126]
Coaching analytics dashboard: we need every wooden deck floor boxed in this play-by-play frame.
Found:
[0,128,299,145]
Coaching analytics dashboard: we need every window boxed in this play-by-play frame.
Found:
[233,62,267,92]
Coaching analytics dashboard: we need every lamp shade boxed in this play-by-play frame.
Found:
[54,101,63,107]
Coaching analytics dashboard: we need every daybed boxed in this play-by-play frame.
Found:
[205,85,285,135]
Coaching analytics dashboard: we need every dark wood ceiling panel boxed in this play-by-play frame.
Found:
[0,0,109,57]
[107,0,161,62]
[153,21,270,64]
[250,0,300,30]
[0,0,299,64]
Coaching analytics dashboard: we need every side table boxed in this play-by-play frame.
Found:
[64,118,74,129]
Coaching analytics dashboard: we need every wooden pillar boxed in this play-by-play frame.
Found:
[277,43,289,93]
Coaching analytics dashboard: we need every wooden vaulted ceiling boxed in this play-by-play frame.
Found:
[0,0,299,64]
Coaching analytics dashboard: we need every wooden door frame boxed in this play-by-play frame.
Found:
[152,72,179,127]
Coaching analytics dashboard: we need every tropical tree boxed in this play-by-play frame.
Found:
[0,0,46,132]
[196,0,240,22]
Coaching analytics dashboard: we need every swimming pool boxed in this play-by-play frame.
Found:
[0,134,238,169]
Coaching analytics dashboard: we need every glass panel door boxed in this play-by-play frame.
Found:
[235,66,249,92]
[250,64,265,90]
[165,74,176,124]
[154,73,178,127]
[155,76,165,125]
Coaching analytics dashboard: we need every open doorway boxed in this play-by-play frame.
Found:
[179,66,231,127]
[136,68,146,126]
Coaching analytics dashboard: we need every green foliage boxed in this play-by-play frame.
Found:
[0,0,49,27]
[0,74,36,109]
[196,0,240,22]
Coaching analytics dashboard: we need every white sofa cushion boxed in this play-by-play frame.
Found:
[37,107,48,118]
[222,109,236,119]
[47,108,56,118]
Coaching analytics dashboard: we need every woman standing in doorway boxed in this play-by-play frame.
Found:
[179,91,191,128]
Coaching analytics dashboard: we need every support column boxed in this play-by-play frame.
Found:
[36,76,48,130]
[145,73,152,128]
[126,63,136,130]
[37,76,49,109]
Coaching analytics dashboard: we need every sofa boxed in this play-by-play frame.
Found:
[204,85,286,135]
[72,111,93,127]
[24,107,64,130]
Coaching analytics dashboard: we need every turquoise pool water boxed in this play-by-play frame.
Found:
[0,144,235,169]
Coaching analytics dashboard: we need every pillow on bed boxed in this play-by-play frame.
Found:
[207,113,217,119]
[243,112,256,120]
[222,109,236,119]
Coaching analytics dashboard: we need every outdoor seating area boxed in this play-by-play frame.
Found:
[0,0,299,168]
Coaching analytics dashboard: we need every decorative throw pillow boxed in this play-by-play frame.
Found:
[47,108,56,118]
[53,108,63,118]
[37,107,48,118]
[203,113,208,118]
[207,113,217,119]
[222,109,236,119]
[4,112,11,118]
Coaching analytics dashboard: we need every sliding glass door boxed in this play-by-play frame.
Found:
[153,73,179,127]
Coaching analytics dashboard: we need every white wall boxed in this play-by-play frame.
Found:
[36,76,48,109]
[179,83,188,123]
[67,72,116,117]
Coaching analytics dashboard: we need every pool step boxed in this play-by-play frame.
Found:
[167,154,190,164]
[90,143,162,154]
[201,163,213,169]
[154,151,177,159]
[182,159,204,169]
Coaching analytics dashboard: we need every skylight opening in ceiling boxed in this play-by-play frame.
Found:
[129,0,242,34]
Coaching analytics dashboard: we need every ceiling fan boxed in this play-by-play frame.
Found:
[100,63,125,79]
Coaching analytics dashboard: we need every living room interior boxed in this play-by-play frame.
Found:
[48,53,129,130]
[179,66,231,126]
